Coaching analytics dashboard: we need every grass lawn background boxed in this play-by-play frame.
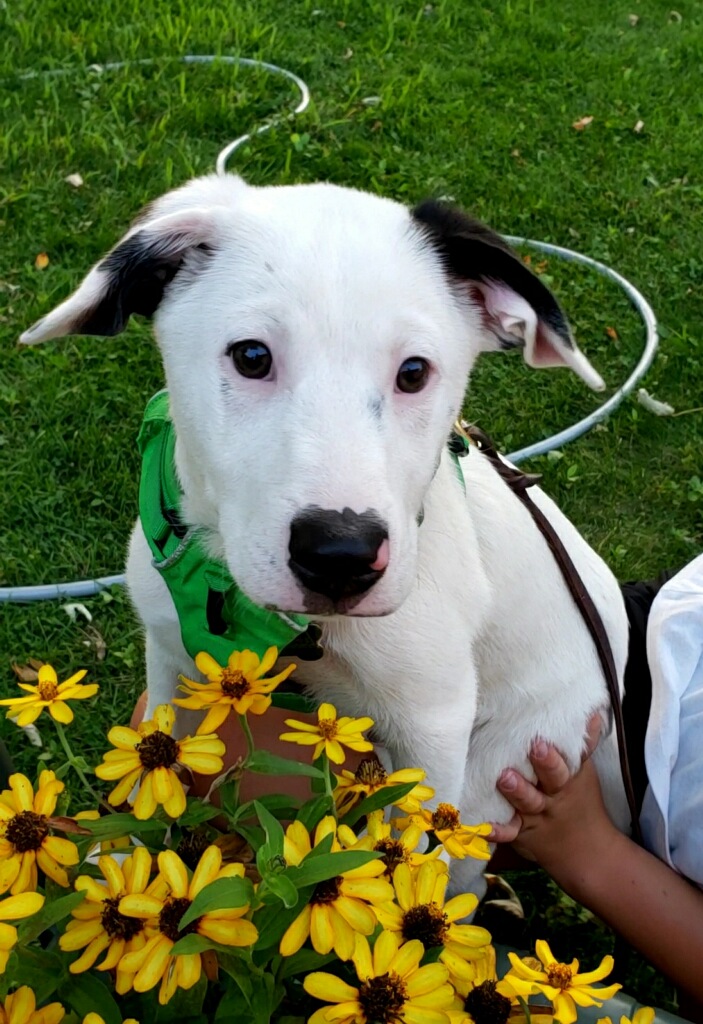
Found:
[1,0,702,1013]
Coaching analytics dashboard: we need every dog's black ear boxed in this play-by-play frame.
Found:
[20,208,221,344]
[413,200,604,391]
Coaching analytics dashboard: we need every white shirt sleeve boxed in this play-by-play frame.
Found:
[640,552,703,887]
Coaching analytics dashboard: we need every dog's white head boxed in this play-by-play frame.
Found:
[22,175,604,617]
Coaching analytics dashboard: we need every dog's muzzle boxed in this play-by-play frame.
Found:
[288,507,389,602]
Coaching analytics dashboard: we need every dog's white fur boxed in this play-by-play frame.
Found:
[22,175,629,895]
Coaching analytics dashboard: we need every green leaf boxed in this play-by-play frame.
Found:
[303,832,334,858]
[1,948,67,1003]
[296,794,334,831]
[254,800,285,859]
[264,872,299,908]
[81,812,168,841]
[218,952,255,1001]
[178,799,223,826]
[232,794,300,824]
[58,971,122,1024]
[178,876,255,929]
[232,823,265,849]
[17,889,85,943]
[215,986,254,1024]
[246,749,325,779]
[278,947,338,979]
[340,782,417,827]
[287,849,381,889]
[169,933,252,957]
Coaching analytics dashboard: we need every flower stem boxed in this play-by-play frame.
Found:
[322,753,335,807]
[517,996,532,1023]
[238,713,256,761]
[53,720,113,813]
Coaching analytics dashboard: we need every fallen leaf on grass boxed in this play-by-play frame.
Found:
[628,13,640,26]
[572,115,594,131]
[11,658,44,683]
[637,388,675,416]
[34,252,49,270]
[605,326,619,340]
[343,47,353,60]
[82,624,107,661]
[535,260,549,275]
[634,119,645,133]
[64,172,84,188]
[62,602,93,623]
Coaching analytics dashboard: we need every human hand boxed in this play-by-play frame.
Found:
[488,713,614,877]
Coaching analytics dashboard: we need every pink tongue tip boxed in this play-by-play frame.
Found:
[370,538,390,572]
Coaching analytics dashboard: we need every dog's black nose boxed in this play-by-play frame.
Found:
[289,507,389,601]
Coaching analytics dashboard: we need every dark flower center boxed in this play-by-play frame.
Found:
[101,896,143,941]
[431,803,460,831]
[374,838,408,876]
[464,980,512,1024]
[136,730,179,771]
[547,963,573,990]
[311,876,341,905]
[6,811,50,853]
[358,972,407,1024]
[220,668,250,699]
[37,680,59,701]
[177,828,213,870]
[401,903,448,948]
[158,896,198,942]
[354,758,388,787]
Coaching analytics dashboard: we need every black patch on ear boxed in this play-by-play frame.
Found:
[76,232,213,336]
[412,199,572,349]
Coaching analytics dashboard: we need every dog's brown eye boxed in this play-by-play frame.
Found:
[229,340,272,379]
[396,357,430,393]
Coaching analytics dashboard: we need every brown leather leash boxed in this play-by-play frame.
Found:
[455,422,643,844]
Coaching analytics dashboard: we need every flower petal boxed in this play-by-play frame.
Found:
[132,773,158,821]
[310,903,335,954]
[279,904,311,956]
[48,701,74,724]
[158,851,189,898]
[304,972,359,1004]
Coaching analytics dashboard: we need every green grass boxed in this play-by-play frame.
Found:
[1,0,702,1013]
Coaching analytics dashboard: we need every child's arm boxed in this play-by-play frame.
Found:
[490,740,703,1004]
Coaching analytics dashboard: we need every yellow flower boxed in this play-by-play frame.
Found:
[304,929,456,1024]
[94,704,225,820]
[375,860,491,987]
[404,803,493,860]
[118,846,257,1004]
[0,772,79,894]
[175,646,296,733]
[280,816,393,960]
[0,892,45,972]
[0,987,64,1024]
[59,848,158,976]
[280,702,374,765]
[83,1015,139,1024]
[337,811,441,878]
[503,940,621,1024]
[334,759,435,816]
[597,1012,655,1024]
[0,664,98,726]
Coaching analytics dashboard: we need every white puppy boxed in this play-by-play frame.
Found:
[22,175,629,894]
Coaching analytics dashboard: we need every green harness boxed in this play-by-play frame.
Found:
[137,393,471,713]
[137,391,321,712]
